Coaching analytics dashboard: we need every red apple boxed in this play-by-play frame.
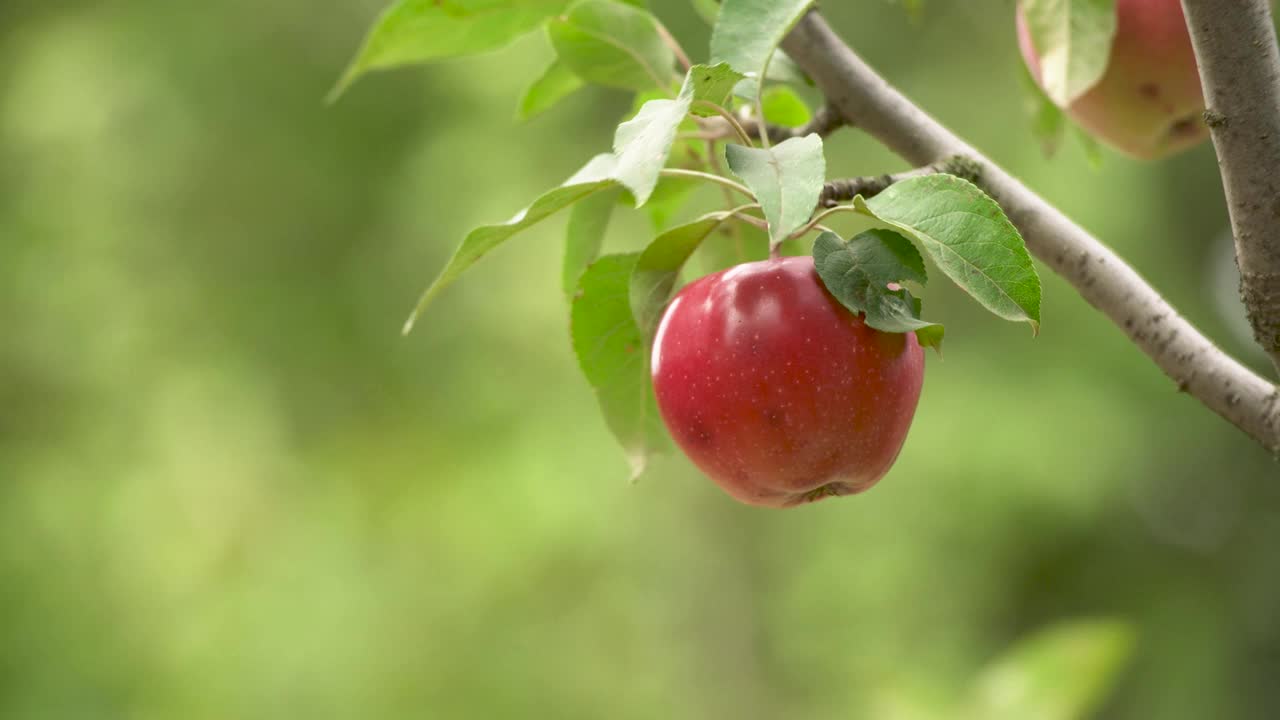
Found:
[1018,0,1208,159]
[650,256,925,508]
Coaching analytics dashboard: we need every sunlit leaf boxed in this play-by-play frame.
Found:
[332,0,569,100]
[548,0,676,90]
[710,0,817,96]
[404,154,618,332]
[761,85,812,127]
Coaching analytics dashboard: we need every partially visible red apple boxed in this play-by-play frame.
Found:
[1018,0,1207,159]
[650,257,925,508]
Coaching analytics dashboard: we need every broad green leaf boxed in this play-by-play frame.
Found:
[571,253,668,480]
[403,154,617,332]
[761,85,812,127]
[969,619,1136,720]
[699,221,769,273]
[710,0,817,93]
[687,62,746,117]
[725,134,825,244]
[1019,0,1118,106]
[562,187,622,298]
[548,0,676,91]
[644,175,700,231]
[855,174,1042,332]
[613,65,739,205]
[813,230,944,351]
[331,0,569,100]
[518,57,585,120]
[1018,60,1066,157]
[630,209,740,335]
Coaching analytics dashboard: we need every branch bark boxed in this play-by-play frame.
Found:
[781,11,1280,454]
[1180,0,1280,373]
[819,156,981,207]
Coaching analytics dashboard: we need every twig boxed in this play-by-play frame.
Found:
[819,156,981,207]
[781,10,1280,453]
[1180,0,1280,374]
[659,167,754,199]
[699,103,848,144]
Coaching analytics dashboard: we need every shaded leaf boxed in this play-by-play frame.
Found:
[548,0,676,91]
[644,175,701,231]
[725,134,825,243]
[1019,0,1117,106]
[571,253,669,480]
[813,230,943,351]
[856,174,1042,332]
[404,154,618,332]
[631,209,740,335]
[563,187,622,298]
[1018,59,1066,157]
[332,0,569,100]
[710,0,817,95]
[518,57,585,120]
[969,619,1136,720]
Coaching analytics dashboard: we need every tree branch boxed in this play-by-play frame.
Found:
[819,156,981,207]
[698,103,847,144]
[1180,0,1280,373]
[781,11,1280,454]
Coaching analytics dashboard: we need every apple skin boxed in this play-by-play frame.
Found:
[650,256,925,508]
[1018,0,1208,159]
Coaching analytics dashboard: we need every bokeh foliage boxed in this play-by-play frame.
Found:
[1,0,1278,717]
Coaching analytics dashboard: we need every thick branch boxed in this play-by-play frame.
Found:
[1180,0,1280,373]
[781,12,1280,453]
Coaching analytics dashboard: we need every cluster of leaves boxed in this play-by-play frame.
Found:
[333,0,1041,479]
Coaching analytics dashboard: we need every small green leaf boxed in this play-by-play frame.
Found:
[548,0,676,91]
[969,619,1136,720]
[644,175,700,231]
[331,0,569,100]
[613,65,737,205]
[855,174,1042,332]
[1019,0,1118,106]
[687,62,747,117]
[710,0,817,92]
[761,85,812,127]
[1018,60,1066,157]
[571,253,669,480]
[631,209,740,336]
[518,57,585,120]
[691,0,721,25]
[404,154,618,332]
[813,230,944,351]
[725,134,825,244]
[563,187,622,298]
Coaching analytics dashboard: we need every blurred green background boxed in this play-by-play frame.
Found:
[2,0,1278,717]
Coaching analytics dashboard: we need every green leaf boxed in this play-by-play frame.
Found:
[698,222,769,273]
[969,619,1136,720]
[613,65,739,205]
[403,154,618,332]
[331,0,569,101]
[571,253,668,480]
[691,0,721,25]
[1019,0,1118,106]
[563,187,622,298]
[761,85,812,127]
[710,0,817,93]
[1073,124,1105,168]
[644,175,700,231]
[548,0,676,91]
[813,230,944,351]
[630,209,740,336]
[725,134,825,244]
[686,62,746,117]
[1018,59,1066,157]
[518,57,585,120]
[855,173,1042,332]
